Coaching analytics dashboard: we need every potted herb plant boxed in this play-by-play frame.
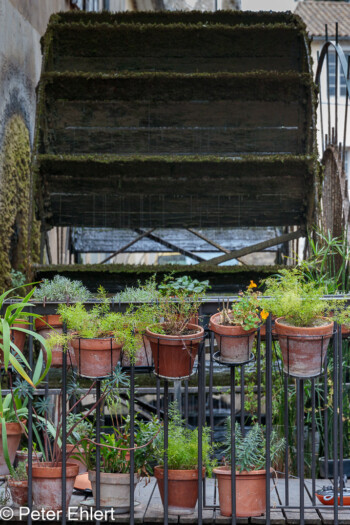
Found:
[261,269,333,377]
[152,404,214,514]
[144,287,205,379]
[49,287,137,378]
[34,276,90,367]
[213,422,285,517]
[7,461,28,507]
[209,281,267,363]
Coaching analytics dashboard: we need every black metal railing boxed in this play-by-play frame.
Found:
[3,298,350,524]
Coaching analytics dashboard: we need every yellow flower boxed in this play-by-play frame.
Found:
[261,309,269,320]
[248,280,257,289]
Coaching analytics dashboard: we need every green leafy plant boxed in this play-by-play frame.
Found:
[152,404,215,474]
[218,281,266,331]
[48,287,138,360]
[114,276,159,303]
[64,413,93,446]
[260,269,330,327]
[33,275,91,302]
[298,228,350,294]
[222,421,285,472]
[8,461,27,481]
[159,275,210,296]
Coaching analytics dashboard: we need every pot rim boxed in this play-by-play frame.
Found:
[30,461,79,479]
[275,317,334,334]
[35,315,62,330]
[154,465,206,479]
[145,323,204,341]
[213,465,267,476]
[88,470,139,482]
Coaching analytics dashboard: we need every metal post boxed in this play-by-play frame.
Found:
[27,312,33,525]
[164,380,169,525]
[298,379,305,525]
[339,326,343,506]
[333,323,339,525]
[265,314,272,524]
[257,328,262,424]
[95,380,101,525]
[311,378,316,506]
[130,362,135,525]
[198,342,203,525]
[62,323,67,524]
[230,367,236,525]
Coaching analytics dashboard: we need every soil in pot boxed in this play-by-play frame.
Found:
[88,471,139,508]
[0,422,25,475]
[71,337,122,378]
[145,324,204,379]
[66,444,87,475]
[154,466,205,514]
[31,462,79,511]
[8,479,28,506]
[121,334,152,367]
[274,317,334,378]
[213,466,266,517]
[35,315,76,367]
[209,312,255,364]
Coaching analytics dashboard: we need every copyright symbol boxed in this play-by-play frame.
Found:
[0,507,14,520]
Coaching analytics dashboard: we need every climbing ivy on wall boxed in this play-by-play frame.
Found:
[0,115,40,292]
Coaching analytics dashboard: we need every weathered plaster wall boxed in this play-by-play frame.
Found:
[0,0,70,289]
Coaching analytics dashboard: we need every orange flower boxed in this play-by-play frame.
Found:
[261,309,269,321]
[248,280,257,289]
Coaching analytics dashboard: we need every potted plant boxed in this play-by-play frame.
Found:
[209,281,267,363]
[152,404,214,514]
[29,367,127,511]
[213,422,285,517]
[144,287,205,379]
[261,269,333,377]
[7,461,28,507]
[49,287,137,378]
[34,276,90,367]
[158,275,211,325]
[64,413,93,474]
[16,444,43,465]
[0,286,52,476]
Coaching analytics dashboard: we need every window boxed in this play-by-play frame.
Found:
[327,50,349,97]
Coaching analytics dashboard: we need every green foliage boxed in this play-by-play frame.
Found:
[159,275,210,296]
[153,404,215,473]
[64,413,93,446]
[114,276,159,303]
[218,281,263,331]
[297,229,350,294]
[33,275,91,302]
[9,461,27,481]
[222,421,285,472]
[260,268,330,327]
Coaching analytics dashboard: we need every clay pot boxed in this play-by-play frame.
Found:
[16,450,43,465]
[213,466,266,517]
[8,479,28,506]
[274,317,334,378]
[35,315,76,367]
[71,337,122,378]
[121,334,153,367]
[154,466,205,514]
[209,312,255,364]
[66,444,86,474]
[0,421,25,475]
[0,320,28,367]
[88,471,138,508]
[31,462,79,511]
[145,323,204,379]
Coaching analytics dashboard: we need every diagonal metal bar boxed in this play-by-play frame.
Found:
[99,228,155,264]
[196,228,304,266]
[187,228,230,254]
[135,228,205,263]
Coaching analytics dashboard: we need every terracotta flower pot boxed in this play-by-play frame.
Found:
[0,421,25,475]
[66,444,86,475]
[35,315,76,367]
[8,478,28,506]
[213,466,266,517]
[71,337,122,378]
[88,471,138,508]
[209,312,255,364]
[154,466,205,514]
[121,334,153,367]
[145,323,204,379]
[274,317,334,378]
[16,450,43,465]
[31,462,79,511]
